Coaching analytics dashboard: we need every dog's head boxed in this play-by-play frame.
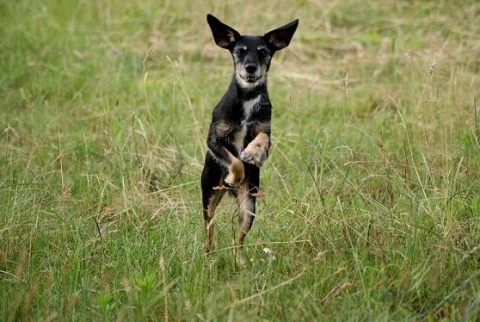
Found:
[207,14,299,90]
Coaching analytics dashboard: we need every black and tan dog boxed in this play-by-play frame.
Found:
[201,14,298,261]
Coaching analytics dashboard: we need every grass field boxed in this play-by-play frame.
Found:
[1,0,480,320]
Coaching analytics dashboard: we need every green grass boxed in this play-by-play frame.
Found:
[1,0,480,320]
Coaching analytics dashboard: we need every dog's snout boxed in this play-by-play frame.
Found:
[245,64,257,74]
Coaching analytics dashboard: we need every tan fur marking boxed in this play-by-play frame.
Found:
[253,121,271,134]
[216,121,234,138]
[225,155,245,185]
[240,132,269,167]
[253,132,269,146]
[235,181,254,257]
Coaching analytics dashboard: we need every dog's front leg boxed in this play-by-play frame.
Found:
[207,129,245,185]
[223,150,245,186]
[240,132,270,168]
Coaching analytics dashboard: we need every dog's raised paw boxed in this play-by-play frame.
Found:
[240,144,267,167]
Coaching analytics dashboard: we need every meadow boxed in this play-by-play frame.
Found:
[1,0,479,320]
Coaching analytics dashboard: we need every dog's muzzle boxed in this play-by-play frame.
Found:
[244,64,259,82]
[241,66,263,84]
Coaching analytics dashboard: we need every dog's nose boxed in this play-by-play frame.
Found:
[245,64,257,74]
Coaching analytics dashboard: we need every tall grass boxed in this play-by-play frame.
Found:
[1,0,479,320]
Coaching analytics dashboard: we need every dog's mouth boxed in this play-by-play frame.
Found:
[241,72,264,84]
[236,71,265,88]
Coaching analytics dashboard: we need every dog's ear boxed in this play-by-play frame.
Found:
[263,19,299,52]
[207,14,241,50]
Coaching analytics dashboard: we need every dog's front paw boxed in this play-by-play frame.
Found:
[225,157,245,186]
[241,144,268,167]
[241,133,269,168]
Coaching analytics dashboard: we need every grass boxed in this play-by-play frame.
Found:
[1,0,480,320]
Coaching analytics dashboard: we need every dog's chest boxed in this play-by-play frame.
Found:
[233,95,261,153]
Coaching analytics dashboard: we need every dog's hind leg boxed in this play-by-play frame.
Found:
[203,190,225,252]
[201,155,226,252]
[234,164,260,263]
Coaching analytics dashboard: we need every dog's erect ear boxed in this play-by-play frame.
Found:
[263,19,299,52]
[207,14,241,50]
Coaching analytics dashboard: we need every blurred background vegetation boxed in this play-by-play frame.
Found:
[1,0,479,320]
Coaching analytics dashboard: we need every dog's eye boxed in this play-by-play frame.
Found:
[257,48,268,57]
[236,48,247,56]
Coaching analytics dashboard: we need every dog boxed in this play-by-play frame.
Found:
[201,14,298,262]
